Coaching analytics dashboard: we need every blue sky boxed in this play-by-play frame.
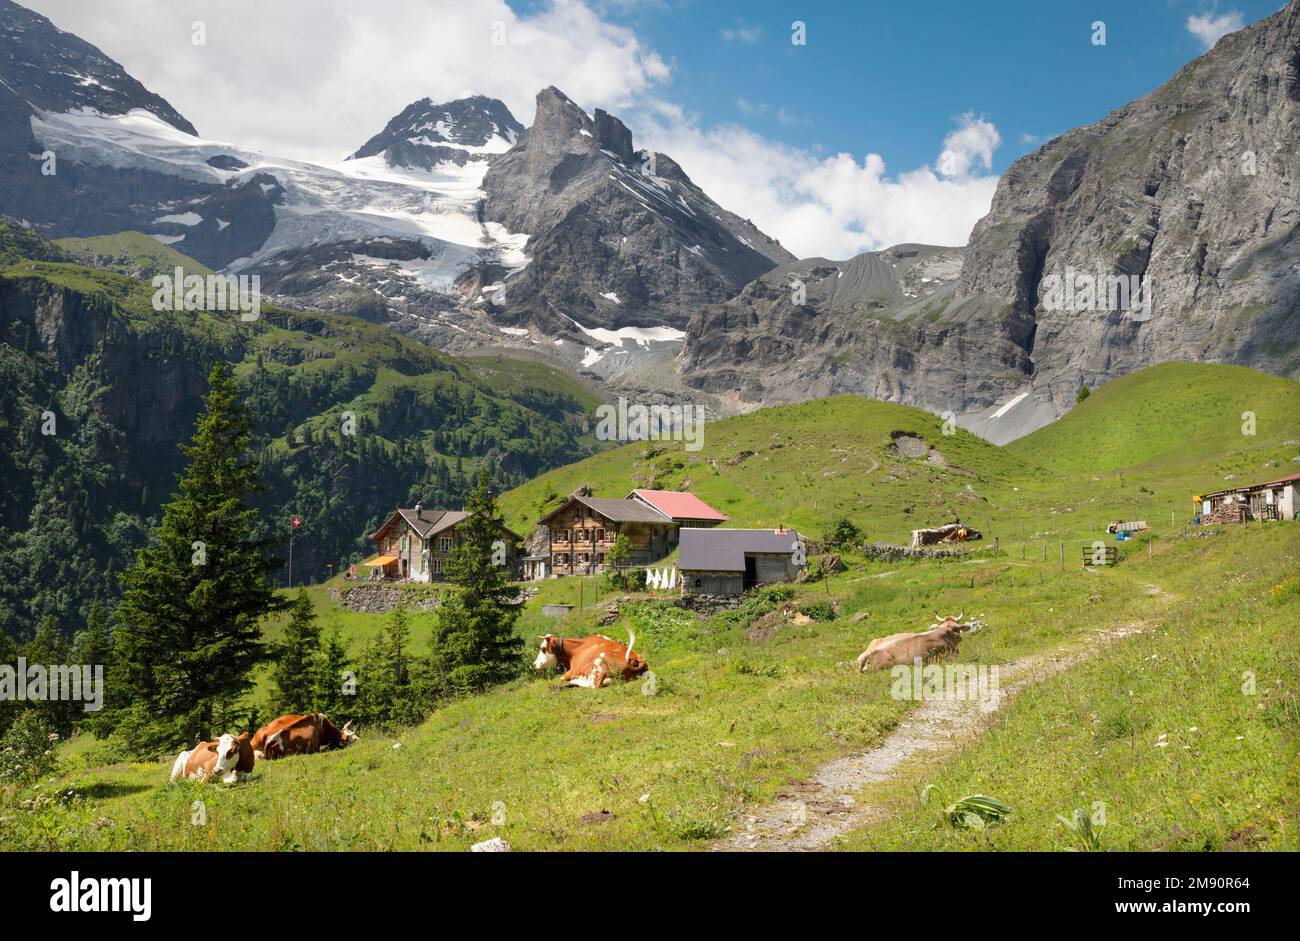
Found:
[524,0,1283,173]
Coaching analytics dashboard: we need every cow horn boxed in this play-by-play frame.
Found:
[956,612,964,622]
[933,611,942,621]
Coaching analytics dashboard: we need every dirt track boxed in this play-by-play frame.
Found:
[712,623,1146,851]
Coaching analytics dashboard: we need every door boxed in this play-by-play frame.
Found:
[743,556,758,590]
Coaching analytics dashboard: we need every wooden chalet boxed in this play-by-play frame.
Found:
[366,503,522,582]
[525,489,729,579]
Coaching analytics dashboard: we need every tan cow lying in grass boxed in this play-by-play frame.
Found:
[251,713,357,760]
[169,732,255,784]
[857,613,967,672]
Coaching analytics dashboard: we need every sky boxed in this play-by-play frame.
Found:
[25,0,1286,259]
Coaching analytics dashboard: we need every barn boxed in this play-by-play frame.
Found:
[678,527,804,595]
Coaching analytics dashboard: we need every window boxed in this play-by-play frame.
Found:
[596,529,605,542]
[432,559,443,575]
[597,553,605,566]
[437,536,452,552]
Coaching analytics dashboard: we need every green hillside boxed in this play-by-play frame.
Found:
[0,223,604,635]
[500,395,1039,545]
[1009,362,1300,474]
[500,364,1300,547]
[54,229,214,279]
[6,348,1298,852]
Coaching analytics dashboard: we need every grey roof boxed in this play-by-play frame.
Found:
[541,495,673,525]
[678,528,802,572]
[397,508,469,539]
[375,509,521,542]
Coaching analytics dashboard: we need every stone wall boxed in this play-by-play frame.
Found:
[861,542,966,562]
[336,584,445,614]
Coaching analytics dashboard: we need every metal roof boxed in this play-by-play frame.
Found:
[1196,472,1300,501]
[628,489,728,522]
[678,528,802,572]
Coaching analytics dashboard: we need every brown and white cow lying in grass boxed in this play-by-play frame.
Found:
[251,713,357,760]
[532,626,648,688]
[857,613,968,672]
[169,732,255,784]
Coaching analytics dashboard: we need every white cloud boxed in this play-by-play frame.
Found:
[1186,10,1245,50]
[25,0,1000,258]
[721,23,763,43]
[24,0,670,159]
[936,113,1000,177]
[635,109,1002,258]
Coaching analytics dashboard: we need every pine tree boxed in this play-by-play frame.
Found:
[428,472,523,693]
[22,615,77,734]
[605,533,631,589]
[315,629,353,721]
[270,590,321,714]
[112,363,288,753]
[73,599,116,739]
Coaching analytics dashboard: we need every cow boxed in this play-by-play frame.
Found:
[169,732,255,784]
[857,613,965,672]
[532,626,648,688]
[251,713,357,760]
[858,621,963,672]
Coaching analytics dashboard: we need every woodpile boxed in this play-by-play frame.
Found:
[1205,501,1248,524]
[909,522,982,549]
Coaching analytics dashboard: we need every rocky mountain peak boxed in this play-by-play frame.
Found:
[0,0,195,134]
[349,94,522,169]
[593,108,634,163]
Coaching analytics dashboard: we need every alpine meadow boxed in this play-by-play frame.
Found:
[0,0,1296,920]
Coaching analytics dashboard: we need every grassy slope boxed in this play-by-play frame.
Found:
[11,363,1300,851]
[500,395,1039,544]
[837,527,1299,851]
[54,230,214,278]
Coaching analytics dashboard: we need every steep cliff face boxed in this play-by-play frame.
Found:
[480,87,794,335]
[680,2,1300,440]
[956,0,1300,416]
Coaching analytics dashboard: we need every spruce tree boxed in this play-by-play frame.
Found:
[428,472,523,693]
[315,629,353,721]
[270,590,321,714]
[74,599,116,739]
[22,616,78,734]
[113,363,287,753]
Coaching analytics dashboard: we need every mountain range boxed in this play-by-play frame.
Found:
[5,0,1298,442]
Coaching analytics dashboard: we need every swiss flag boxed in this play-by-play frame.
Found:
[290,516,302,528]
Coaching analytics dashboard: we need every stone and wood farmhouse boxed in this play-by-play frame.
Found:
[523,489,727,579]
[367,504,522,582]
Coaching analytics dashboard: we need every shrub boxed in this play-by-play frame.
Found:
[826,517,862,550]
[0,712,60,784]
[796,600,836,622]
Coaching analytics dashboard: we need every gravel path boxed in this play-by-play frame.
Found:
[713,623,1146,851]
